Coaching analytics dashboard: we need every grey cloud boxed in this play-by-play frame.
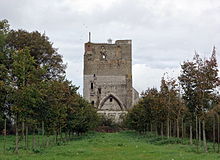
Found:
[1,0,220,94]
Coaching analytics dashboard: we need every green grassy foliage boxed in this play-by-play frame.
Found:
[1,131,220,160]
[0,134,58,153]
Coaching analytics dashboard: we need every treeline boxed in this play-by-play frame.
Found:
[0,20,99,153]
[126,48,220,152]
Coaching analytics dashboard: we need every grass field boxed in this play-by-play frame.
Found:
[1,131,220,160]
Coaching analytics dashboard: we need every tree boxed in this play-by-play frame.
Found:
[179,58,198,144]
[6,29,66,80]
[125,102,147,133]
[0,19,100,153]
[9,48,41,153]
[160,76,186,138]
[67,96,99,135]
[179,49,219,152]
[126,88,161,134]
[0,19,12,131]
[198,48,219,152]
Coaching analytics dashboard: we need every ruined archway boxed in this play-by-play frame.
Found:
[98,93,125,111]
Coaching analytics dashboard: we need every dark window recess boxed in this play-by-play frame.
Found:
[91,101,94,105]
[93,74,96,77]
[110,97,113,102]
[91,82,93,89]
[98,88,101,94]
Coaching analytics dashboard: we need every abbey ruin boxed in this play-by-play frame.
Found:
[83,39,139,121]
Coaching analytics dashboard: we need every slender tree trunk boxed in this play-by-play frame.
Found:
[33,128,36,150]
[177,118,179,138]
[155,123,158,135]
[170,120,172,137]
[26,126,28,150]
[46,136,49,147]
[150,123,153,132]
[196,116,198,152]
[181,117,184,138]
[65,132,68,142]
[199,118,201,147]
[55,131,58,144]
[161,122,163,138]
[68,131,71,141]
[42,121,44,146]
[217,114,220,153]
[54,129,56,145]
[67,131,69,141]
[60,126,62,142]
[213,116,216,152]
[196,116,198,140]
[32,131,34,149]
[167,118,169,138]
[22,121,25,138]
[173,120,176,137]
[15,114,19,154]
[190,123,193,145]
[184,122,186,139]
[37,129,40,148]
[4,118,6,153]
[202,120,208,152]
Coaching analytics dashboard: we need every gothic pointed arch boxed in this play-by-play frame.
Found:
[98,93,125,111]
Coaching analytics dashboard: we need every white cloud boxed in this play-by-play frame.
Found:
[133,64,180,93]
[64,59,83,93]
[0,0,220,95]
[65,0,118,13]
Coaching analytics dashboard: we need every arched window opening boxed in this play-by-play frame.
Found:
[98,94,125,111]
[98,88,101,94]
[91,82,93,89]
[110,97,113,102]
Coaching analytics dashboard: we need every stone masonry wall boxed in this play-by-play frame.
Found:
[83,40,138,122]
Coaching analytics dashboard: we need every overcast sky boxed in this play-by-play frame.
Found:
[1,0,220,94]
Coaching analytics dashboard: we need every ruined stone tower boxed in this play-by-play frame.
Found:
[83,38,139,121]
